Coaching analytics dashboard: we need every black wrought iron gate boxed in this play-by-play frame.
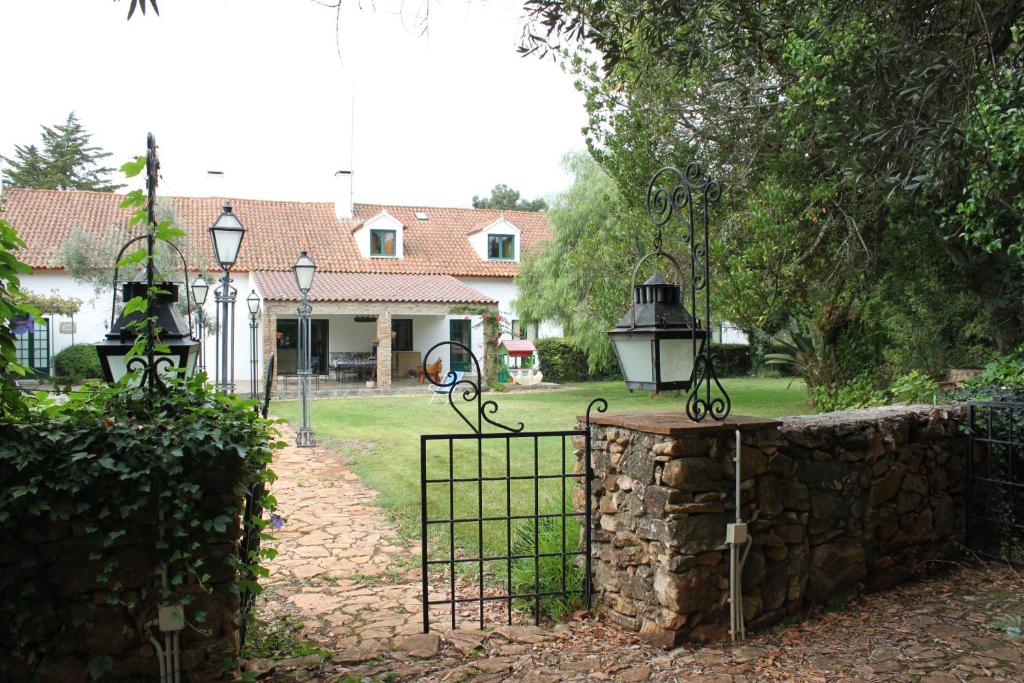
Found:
[419,341,606,631]
[966,400,1024,564]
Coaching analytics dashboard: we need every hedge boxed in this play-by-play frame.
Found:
[535,338,752,383]
[53,343,103,383]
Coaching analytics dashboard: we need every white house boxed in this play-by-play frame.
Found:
[3,185,560,388]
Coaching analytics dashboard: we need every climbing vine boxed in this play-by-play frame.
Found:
[0,369,282,677]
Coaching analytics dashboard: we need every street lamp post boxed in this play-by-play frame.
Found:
[293,250,316,448]
[247,290,261,399]
[208,203,246,394]
[191,273,209,374]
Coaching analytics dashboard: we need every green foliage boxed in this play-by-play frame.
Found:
[521,0,1024,385]
[972,347,1024,386]
[0,374,281,671]
[534,338,588,383]
[0,216,32,417]
[16,291,81,317]
[889,370,940,405]
[814,369,941,412]
[510,516,585,623]
[472,183,547,212]
[53,344,103,383]
[713,344,752,377]
[243,612,329,662]
[1,113,124,192]
[515,152,644,372]
[812,374,887,413]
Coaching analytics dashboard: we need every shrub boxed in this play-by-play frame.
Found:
[0,375,281,676]
[812,373,887,412]
[510,516,585,623]
[713,343,752,377]
[889,370,940,404]
[53,343,103,382]
[534,338,589,383]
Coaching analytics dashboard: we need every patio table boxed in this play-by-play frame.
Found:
[331,358,377,382]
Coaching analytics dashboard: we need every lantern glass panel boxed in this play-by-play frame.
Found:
[211,228,244,268]
[658,337,702,384]
[191,276,209,305]
[612,337,653,384]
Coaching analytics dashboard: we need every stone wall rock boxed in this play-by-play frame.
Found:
[579,404,966,647]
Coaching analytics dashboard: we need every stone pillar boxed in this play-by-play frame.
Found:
[262,307,278,390]
[376,310,392,388]
[578,406,965,648]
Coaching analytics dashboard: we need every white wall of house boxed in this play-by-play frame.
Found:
[458,277,563,343]
[19,269,261,381]
[20,271,110,365]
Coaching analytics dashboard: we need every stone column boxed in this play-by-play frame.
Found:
[262,307,278,390]
[579,406,966,648]
[375,310,392,389]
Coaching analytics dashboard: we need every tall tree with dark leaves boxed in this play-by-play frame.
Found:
[472,184,548,212]
[518,0,1024,384]
[2,113,124,192]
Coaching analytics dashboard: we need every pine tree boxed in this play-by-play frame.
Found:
[1,113,124,192]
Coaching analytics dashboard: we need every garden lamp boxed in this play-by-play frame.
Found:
[209,202,245,269]
[293,251,316,295]
[608,273,707,392]
[191,273,209,306]
[247,289,261,316]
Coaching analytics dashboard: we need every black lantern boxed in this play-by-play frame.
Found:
[209,202,245,269]
[191,273,209,306]
[247,289,261,316]
[96,268,200,383]
[293,251,316,294]
[608,274,707,392]
[609,163,730,422]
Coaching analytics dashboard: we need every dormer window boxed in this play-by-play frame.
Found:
[370,229,397,257]
[488,234,515,260]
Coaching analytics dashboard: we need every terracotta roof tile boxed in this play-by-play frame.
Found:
[1,188,552,277]
[253,271,497,304]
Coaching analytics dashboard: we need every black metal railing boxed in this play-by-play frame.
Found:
[418,341,606,631]
[966,400,1024,564]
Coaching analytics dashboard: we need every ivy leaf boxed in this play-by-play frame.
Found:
[154,221,185,242]
[118,189,145,208]
[120,156,146,178]
[116,248,148,269]
[121,296,148,317]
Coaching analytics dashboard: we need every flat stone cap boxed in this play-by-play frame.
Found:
[580,410,781,436]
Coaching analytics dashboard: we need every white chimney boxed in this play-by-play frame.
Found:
[207,170,226,198]
[335,170,353,220]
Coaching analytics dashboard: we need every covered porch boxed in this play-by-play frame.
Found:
[253,272,499,392]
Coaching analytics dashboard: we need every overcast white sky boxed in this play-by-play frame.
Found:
[0,0,586,207]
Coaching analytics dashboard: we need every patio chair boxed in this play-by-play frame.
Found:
[428,370,463,404]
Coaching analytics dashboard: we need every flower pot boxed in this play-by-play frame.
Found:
[365,380,375,389]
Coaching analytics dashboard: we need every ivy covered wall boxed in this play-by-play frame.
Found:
[0,378,280,680]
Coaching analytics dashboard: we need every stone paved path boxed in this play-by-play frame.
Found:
[251,428,1024,682]
[256,427,424,650]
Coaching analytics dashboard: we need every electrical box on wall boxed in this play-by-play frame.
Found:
[726,522,748,545]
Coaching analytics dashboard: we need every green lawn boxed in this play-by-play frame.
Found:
[271,378,810,575]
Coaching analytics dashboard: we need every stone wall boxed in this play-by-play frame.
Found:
[578,405,966,648]
[5,479,243,681]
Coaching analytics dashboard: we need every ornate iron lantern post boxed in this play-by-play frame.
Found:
[190,273,209,374]
[247,290,261,399]
[209,203,246,393]
[95,133,199,387]
[293,251,316,447]
[608,163,730,421]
